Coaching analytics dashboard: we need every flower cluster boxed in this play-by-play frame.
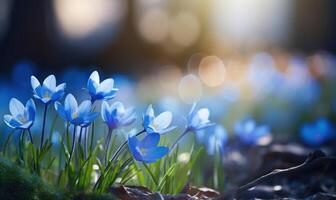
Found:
[3,70,217,164]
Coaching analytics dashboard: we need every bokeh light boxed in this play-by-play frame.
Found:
[157,65,182,94]
[178,74,202,104]
[138,9,169,43]
[169,12,200,47]
[199,55,226,87]
[53,0,126,47]
[211,0,292,47]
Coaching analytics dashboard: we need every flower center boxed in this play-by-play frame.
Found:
[138,147,148,156]
[17,115,27,123]
[151,123,158,130]
[72,112,79,119]
[43,90,51,100]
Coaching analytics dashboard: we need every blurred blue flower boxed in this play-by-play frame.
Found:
[143,105,176,134]
[55,94,98,127]
[128,132,169,163]
[12,61,37,95]
[300,118,334,146]
[248,52,282,98]
[61,67,88,94]
[280,58,320,106]
[205,125,228,155]
[31,75,66,104]
[4,98,36,130]
[87,71,118,102]
[101,101,136,129]
[235,118,271,146]
[187,103,214,132]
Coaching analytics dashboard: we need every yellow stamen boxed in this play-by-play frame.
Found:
[72,112,79,119]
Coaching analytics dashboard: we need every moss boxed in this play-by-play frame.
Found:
[0,157,66,200]
[0,157,119,200]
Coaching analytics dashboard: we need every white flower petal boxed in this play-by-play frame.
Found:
[89,71,100,84]
[9,98,25,117]
[153,111,172,130]
[30,76,40,89]
[43,75,56,91]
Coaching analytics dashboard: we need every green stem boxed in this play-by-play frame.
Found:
[68,125,77,164]
[143,163,158,186]
[94,129,145,190]
[84,127,88,158]
[110,129,145,163]
[40,104,48,149]
[27,129,34,145]
[78,127,83,147]
[90,122,95,154]
[170,129,189,153]
[19,129,25,162]
[104,128,113,165]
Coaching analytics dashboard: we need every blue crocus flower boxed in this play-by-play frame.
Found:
[234,118,271,146]
[101,101,136,129]
[187,103,215,132]
[128,132,169,163]
[4,98,36,129]
[143,105,176,134]
[87,71,118,102]
[31,75,66,104]
[54,94,99,127]
[300,118,334,146]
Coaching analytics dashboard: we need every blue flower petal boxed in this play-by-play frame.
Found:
[139,133,160,148]
[54,102,68,121]
[3,115,21,128]
[78,100,92,116]
[25,99,36,122]
[51,90,65,103]
[142,146,169,163]
[128,134,142,161]
[84,112,99,124]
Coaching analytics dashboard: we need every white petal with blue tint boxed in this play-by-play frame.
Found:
[56,83,66,92]
[43,75,56,91]
[9,98,25,117]
[197,108,210,122]
[146,105,154,117]
[153,111,172,130]
[98,78,114,92]
[78,100,92,116]
[31,76,40,89]
[64,94,78,114]
[89,71,100,84]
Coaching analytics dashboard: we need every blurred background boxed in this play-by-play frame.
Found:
[0,0,335,75]
[1,0,336,143]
